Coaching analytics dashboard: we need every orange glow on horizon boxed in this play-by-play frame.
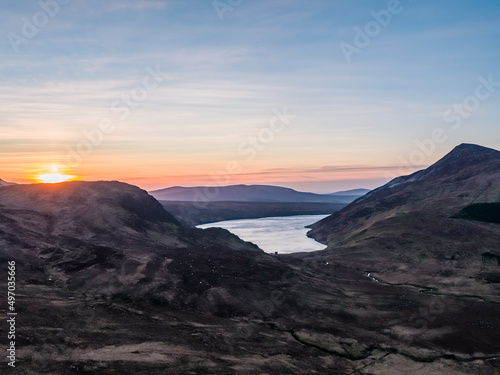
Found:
[32,165,78,184]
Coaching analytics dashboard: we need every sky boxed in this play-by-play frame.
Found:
[1,0,499,193]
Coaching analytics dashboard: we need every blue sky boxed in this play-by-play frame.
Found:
[1,0,499,192]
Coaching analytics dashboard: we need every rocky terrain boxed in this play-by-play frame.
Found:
[0,144,499,374]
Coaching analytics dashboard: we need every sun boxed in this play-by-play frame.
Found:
[34,165,78,184]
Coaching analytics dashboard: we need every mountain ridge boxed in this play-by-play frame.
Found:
[0,178,16,187]
[150,184,368,204]
[0,181,181,242]
[310,143,500,241]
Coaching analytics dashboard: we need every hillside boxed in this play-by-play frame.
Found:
[308,143,500,292]
[0,178,16,187]
[150,184,367,204]
[0,181,273,303]
[0,181,180,239]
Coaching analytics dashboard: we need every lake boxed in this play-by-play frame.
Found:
[197,215,329,254]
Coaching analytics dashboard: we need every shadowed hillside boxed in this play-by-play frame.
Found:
[309,143,500,293]
[453,202,500,224]
[0,181,274,306]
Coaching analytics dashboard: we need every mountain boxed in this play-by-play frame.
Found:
[0,178,16,187]
[150,184,367,204]
[151,185,369,227]
[308,143,500,289]
[0,181,273,302]
[0,181,181,251]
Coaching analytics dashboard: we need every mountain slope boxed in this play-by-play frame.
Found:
[308,143,500,291]
[0,181,278,307]
[309,144,500,243]
[0,178,16,187]
[0,181,181,249]
[150,184,366,204]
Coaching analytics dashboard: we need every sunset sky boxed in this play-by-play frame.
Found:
[1,0,499,192]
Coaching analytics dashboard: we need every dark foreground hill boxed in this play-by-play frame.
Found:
[150,184,367,204]
[0,170,499,374]
[0,181,272,296]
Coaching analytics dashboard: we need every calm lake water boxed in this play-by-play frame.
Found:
[197,215,329,254]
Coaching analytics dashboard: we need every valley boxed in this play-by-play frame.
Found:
[0,144,499,374]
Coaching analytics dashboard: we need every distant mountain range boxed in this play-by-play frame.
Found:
[150,185,370,204]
